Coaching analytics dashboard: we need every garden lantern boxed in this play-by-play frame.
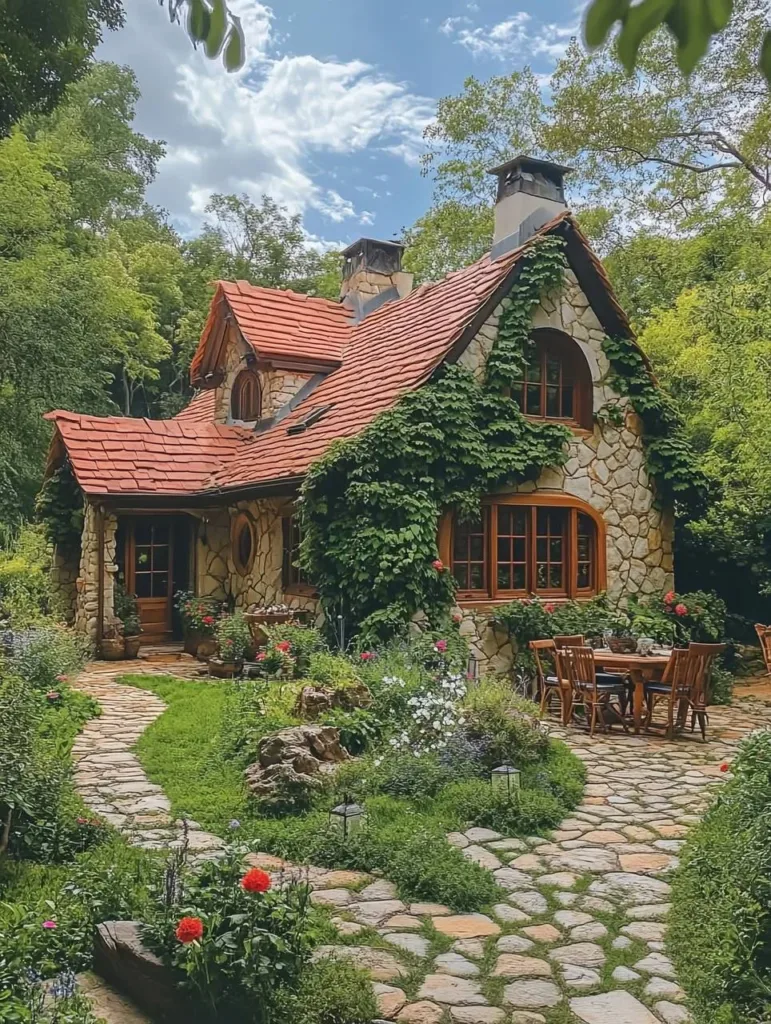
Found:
[329,797,366,840]
[466,656,480,681]
[491,764,521,801]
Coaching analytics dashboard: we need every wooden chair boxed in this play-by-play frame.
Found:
[530,639,566,721]
[553,635,586,649]
[755,624,771,676]
[562,644,629,737]
[644,643,726,740]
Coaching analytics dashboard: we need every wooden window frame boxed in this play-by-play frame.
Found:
[439,494,606,605]
[281,514,316,597]
[231,512,256,576]
[231,368,262,422]
[511,330,593,431]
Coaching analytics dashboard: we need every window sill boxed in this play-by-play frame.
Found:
[457,596,597,611]
[283,584,318,599]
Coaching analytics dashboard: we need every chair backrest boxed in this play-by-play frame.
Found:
[529,639,557,688]
[561,644,597,697]
[554,635,586,649]
[669,643,726,705]
[755,624,771,674]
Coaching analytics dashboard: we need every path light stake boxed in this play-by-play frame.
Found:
[466,655,480,683]
[329,794,365,841]
[491,764,521,803]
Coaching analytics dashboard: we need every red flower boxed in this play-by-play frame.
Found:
[435,639,448,652]
[275,641,291,654]
[46,691,60,702]
[451,612,463,624]
[664,591,676,605]
[202,615,214,625]
[175,917,204,944]
[256,651,267,661]
[544,603,556,614]
[77,817,89,825]
[674,604,688,617]
[360,651,374,661]
[720,762,730,773]
[241,868,272,893]
[432,559,444,572]
[55,674,68,683]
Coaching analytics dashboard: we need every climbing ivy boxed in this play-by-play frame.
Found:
[601,335,709,512]
[35,459,84,552]
[300,237,570,643]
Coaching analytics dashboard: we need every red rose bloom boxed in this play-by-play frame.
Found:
[664,591,676,605]
[202,615,214,625]
[175,917,204,943]
[674,603,688,616]
[720,762,730,773]
[241,868,272,893]
[432,559,444,572]
[360,651,374,661]
[435,639,448,652]
[544,603,556,614]
[275,641,291,654]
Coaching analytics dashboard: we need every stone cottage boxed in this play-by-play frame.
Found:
[43,157,673,668]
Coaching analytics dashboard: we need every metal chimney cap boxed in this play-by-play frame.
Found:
[486,155,574,180]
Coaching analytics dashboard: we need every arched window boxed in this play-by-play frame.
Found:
[444,496,605,601]
[511,330,592,429]
[231,369,261,422]
[232,512,256,576]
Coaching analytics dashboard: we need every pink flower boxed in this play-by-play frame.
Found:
[46,691,60,702]
[55,674,68,683]
[451,612,462,624]
[675,604,688,617]
[664,591,676,605]
[275,641,292,654]
[435,640,448,653]
[360,651,375,661]
[544,603,556,614]
[432,559,445,572]
[42,921,57,930]
[256,651,267,661]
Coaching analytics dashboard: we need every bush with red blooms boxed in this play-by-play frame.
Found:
[146,843,319,1022]
[175,590,223,637]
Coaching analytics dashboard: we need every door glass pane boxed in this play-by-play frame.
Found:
[152,524,170,546]
[537,538,548,562]
[135,546,151,569]
[513,565,526,590]
[470,535,484,561]
[153,573,168,598]
[537,563,547,588]
[513,537,526,562]
[550,537,563,560]
[135,522,152,545]
[153,546,168,572]
[498,564,511,589]
[497,536,511,562]
[135,573,152,597]
[549,564,563,589]
[577,564,590,589]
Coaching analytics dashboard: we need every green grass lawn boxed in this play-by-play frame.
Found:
[120,674,249,832]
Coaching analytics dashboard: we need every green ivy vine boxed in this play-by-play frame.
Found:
[35,458,84,552]
[300,236,570,643]
[601,335,709,512]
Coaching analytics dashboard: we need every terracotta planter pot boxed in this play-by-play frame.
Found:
[183,631,201,656]
[208,657,242,678]
[124,635,142,659]
[101,637,126,661]
[196,638,217,661]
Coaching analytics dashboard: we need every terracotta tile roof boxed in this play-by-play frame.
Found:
[47,212,640,499]
[44,410,251,496]
[174,390,216,423]
[190,280,350,385]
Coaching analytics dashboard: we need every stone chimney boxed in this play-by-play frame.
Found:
[487,155,573,261]
[340,238,413,321]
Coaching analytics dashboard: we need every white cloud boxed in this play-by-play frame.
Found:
[98,0,433,234]
[442,10,578,63]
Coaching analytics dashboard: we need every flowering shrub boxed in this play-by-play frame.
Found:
[144,843,319,1023]
[175,591,223,637]
[8,626,90,693]
[389,670,467,756]
[215,610,251,662]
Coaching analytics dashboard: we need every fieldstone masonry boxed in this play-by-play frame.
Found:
[75,505,120,640]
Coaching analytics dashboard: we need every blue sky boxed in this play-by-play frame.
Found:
[98,0,581,246]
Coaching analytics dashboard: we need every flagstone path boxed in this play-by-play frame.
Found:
[71,661,771,1024]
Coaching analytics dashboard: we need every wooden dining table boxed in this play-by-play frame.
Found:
[591,648,673,733]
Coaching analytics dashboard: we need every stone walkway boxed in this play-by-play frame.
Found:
[71,663,771,1024]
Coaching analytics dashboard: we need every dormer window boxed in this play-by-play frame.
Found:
[512,330,592,429]
[231,369,261,422]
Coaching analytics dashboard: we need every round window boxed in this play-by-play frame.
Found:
[232,513,255,575]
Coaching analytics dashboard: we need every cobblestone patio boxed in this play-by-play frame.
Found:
[71,662,771,1024]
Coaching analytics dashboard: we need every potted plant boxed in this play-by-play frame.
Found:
[602,612,637,654]
[114,580,142,659]
[100,623,125,660]
[245,603,308,646]
[176,591,222,658]
[210,611,250,678]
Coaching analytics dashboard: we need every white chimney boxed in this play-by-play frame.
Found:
[487,156,573,260]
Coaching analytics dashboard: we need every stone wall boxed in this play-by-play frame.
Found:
[50,544,79,625]
[74,503,119,640]
[455,267,674,673]
[210,325,312,425]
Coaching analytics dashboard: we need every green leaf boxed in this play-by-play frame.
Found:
[187,0,210,43]
[705,0,733,31]
[674,0,714,75]
[204,0,228,59]
[760,29,771,85]
[223,16,246,72]
[617,0,678,73]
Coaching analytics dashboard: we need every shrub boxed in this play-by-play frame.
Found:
[280,957,378,1024]
[403,627,470,673]
[0,671,40,855]
[264,623,325,676]
[317,707,379,755]
[7,626,90,693]
[113,580,141,637]
[144,845,319,1023]
[463,680,549,766]
[175,591,223,637]
[307,651,361,689]
[0,526,52,628]
[669,729,771,1023]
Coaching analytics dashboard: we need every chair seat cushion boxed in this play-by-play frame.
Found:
[544,675,561,686]
[596,672,626,686]
[645,682,674,695]
[576,681,625,693]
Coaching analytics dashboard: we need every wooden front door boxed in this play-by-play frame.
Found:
[126,519,174,641]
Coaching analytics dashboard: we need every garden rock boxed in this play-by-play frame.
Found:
[313,945,406,982]
[450,1010,506,1023]
[433,914,500,938]
[295,682,372,719]
[503,979,562,1009]
[373,983,407,1018]
[654,1002,692,1023]
[244,725,348,802]
[384,933,431,958]
[396,1003,444,1024]
[434,953,480,977]
[549,943,606,969]
[417,975,487,1005]
[569,991,660,1023]
[492,955,552,978]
